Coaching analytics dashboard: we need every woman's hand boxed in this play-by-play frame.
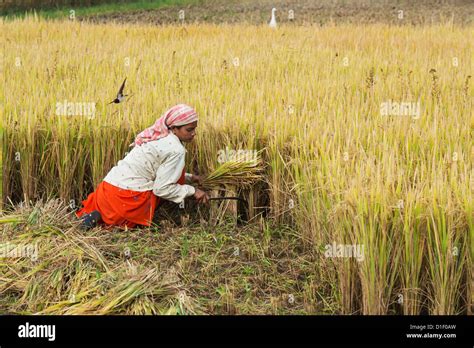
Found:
[191,174,204,186]
[194,188,209,204]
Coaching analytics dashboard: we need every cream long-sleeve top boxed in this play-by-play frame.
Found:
[103,133,196,204]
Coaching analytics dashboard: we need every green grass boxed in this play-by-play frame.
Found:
[1,0,200,20]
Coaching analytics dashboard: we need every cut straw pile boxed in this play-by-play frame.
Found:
[0,200,202,315]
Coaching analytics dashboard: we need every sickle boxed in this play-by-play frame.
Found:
[208,197,248,204]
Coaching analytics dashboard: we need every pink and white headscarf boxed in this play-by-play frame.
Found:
[130,104,198,147]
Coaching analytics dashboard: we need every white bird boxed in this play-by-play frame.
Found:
[269,8,277,28]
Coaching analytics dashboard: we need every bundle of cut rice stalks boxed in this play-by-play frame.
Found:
[201,150,265,190]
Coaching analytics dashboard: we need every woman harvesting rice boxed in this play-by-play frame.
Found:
[76,104,209,230]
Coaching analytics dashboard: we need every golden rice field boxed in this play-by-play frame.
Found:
[1,16,473,315]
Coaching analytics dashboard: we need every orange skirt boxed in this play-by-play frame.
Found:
[76,168,186,229]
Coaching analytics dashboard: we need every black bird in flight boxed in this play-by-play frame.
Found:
[109,78,128,104]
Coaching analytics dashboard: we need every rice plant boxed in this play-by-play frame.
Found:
[1,16,472,314]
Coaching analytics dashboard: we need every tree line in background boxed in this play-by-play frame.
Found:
[1,0,139,12]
